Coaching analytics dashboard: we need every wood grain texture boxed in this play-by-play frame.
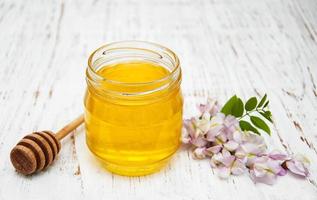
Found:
[0,0,316,199]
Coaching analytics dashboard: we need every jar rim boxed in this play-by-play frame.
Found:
[87,40,180,86]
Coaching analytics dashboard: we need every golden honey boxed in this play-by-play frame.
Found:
[84,41,183,176]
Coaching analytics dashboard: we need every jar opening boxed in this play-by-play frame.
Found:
[86,41,181,97]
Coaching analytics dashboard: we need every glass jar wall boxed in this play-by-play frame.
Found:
[84,41,183,176]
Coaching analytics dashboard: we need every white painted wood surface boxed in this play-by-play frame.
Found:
[0,0,317,199]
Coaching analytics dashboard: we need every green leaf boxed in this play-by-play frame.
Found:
[263,101,269,108]
[250,116,271,135]
[232,98,244,117]
[245,97,257,111]
[239,120,260,135]
[257,94,267,108]
[221,95,237,115]
[259,111,273,123]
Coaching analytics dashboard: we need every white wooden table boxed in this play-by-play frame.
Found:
[0,0,317,199]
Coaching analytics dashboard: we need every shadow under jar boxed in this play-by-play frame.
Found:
[84,41,183,176]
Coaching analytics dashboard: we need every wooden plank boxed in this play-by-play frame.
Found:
[0,0,316,199]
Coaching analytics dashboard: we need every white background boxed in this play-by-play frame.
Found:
[0,0,316,199]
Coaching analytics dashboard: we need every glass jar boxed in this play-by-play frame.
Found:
[84,41,183,176]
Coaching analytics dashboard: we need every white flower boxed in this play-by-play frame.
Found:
[206,113,239,142]
[210,149,247,179]
[182,98,311,185]
[249,156,286,185]
[285,154,310,177]
[197,98,221,117]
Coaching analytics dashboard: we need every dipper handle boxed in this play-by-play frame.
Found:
[55,114,84,140]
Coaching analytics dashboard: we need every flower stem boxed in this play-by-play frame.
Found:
[239,107,267,121]
[239,110,256,120]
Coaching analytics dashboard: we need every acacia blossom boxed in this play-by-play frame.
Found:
[182,99,310,185]
[210,149,247,178]
[248,156,287,185]
[284,154,310,177]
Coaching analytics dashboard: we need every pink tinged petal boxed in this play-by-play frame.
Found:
[242,132,266,149]
[220,149,235,167]
[206,98,220,116]
[201,112,211,120]
[222,148,231,157]
[206,134,216,142]
[210,158,218,168]
[217,132,227,143]
[193,147,206,159]
[246,155,257,167]
[239,156,248,164]
[235,147,247,159]
[285,160,309,177]
[241,142,266,155]
[250,170,277,185]
[205,145,222,155]
[267,159,284,174]
[241,143,258,154]
[183,119,191,128]
[191,136,208,147]
[247,155,268,168]
[295,154,310,168]
[269,154,287,161]
[294,161,309,176]
[224,117,239,136]
[181,127,191,144]
[183,119,195,138]
[253,156,269,163]
[277,168,287,176]
[224,126,237,136]
[206,126,222,141]
[224,115,238,127]
[197,103,211,114]
[210,122,224,131]
[286,161,303,176]
[251,157,286,181]
[269,150,288,161]
[195,119,210,134]
[212,152,224,164]
[210,114,225,130]
[231,159,246,175]
[210,153,222,168]
[294,160,306,171]
[222,156,235,167]
[211,151,234,167]
[194,129,202,138]
[247,155,263,169]
[224,140,239,152]
[253,166,267,177]
[181,137,191,144]
[217,166,231,179]
[233,131,243,143]
[210,163,217,168]
[286,154,310,177]
[211,113,225,124]
[260,173,277,185]
[210,104,221,116]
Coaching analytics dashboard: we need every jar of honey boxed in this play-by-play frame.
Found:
[84,41,183,176]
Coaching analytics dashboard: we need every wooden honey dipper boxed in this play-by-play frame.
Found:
[10,114,84,175]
